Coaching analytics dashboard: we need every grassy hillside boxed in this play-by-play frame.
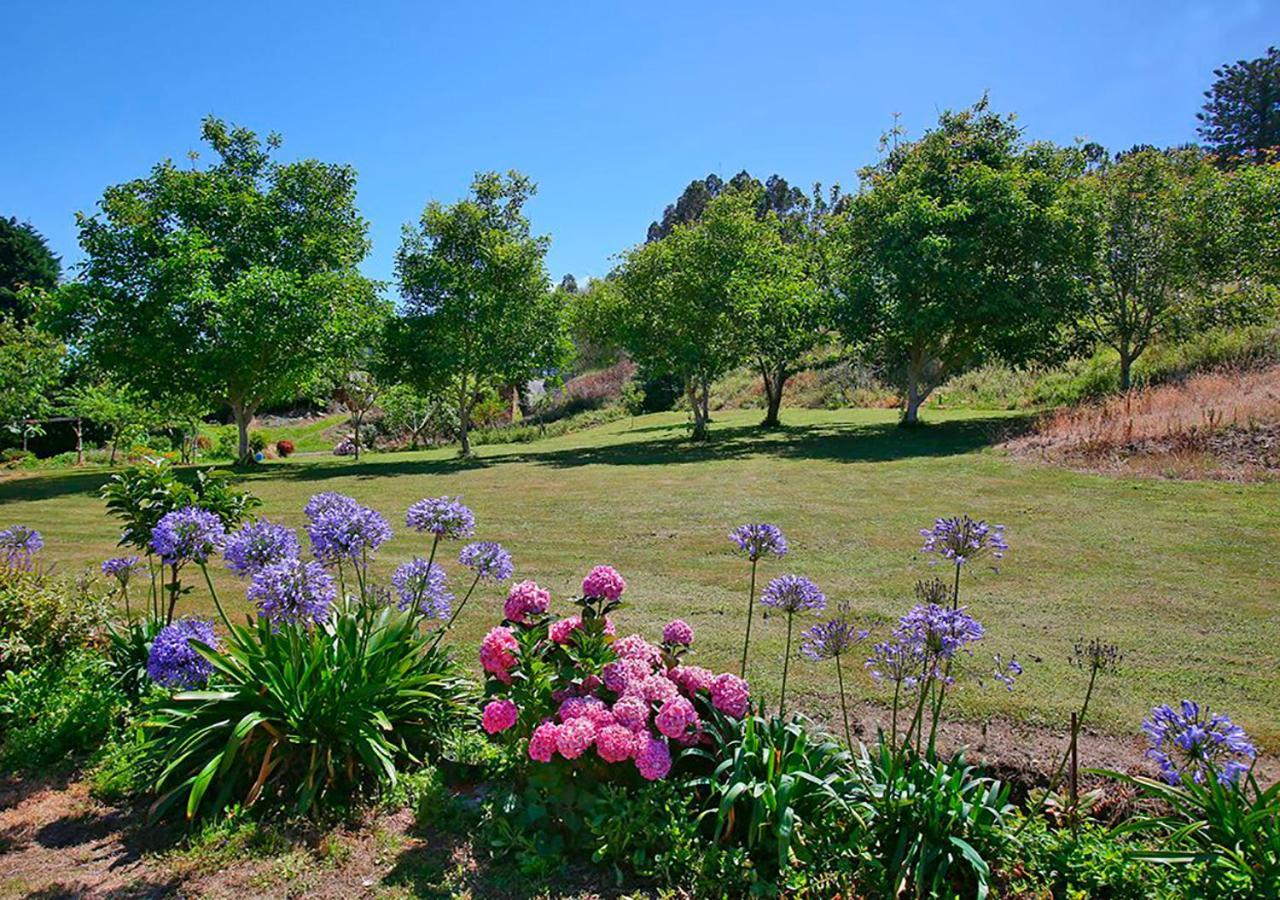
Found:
[3,407,1277,747]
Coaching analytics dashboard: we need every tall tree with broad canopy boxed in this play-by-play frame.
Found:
[1197,46,1280,166]
[393,171,566,456]
[55,117,383,460]
[0,217,61,324]
[824,99,1090,424]
[0,315,63,445]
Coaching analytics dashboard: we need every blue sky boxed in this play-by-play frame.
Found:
[5,1,1276,289]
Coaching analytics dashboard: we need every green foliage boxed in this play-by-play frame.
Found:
[0,566,108,675]
[1197,45,1280,164]
[0,215,60,323]
[143,599,473,820]
[57,380,157,463]
[583,781,703,887]
[88,716,158,803]
[103,615,165,701]
[100,457,260,550]
[0,313,63,434]
[0,649,128,772]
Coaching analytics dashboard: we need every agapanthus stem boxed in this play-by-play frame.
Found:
[430,571,483,651]
[165,563,181,625]
[409,534,441,631]
[122,583,131,623]
[952,561,961,610]
[199,562,233,633]
[835,654,852,749]
[780,611,794,718]
[739,557,759,679]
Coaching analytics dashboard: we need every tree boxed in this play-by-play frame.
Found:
[825,99,1090,423]
[379,382,444,449]
[0,315,63,448]
[393,171,566,456]
[1076,148,1263,390]
[1197,46,1280,165]
[55,117,384,461]
[646,171,806,242]
[58,379,155,465]
[0,217,60,324]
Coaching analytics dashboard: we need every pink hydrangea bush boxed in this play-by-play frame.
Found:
[477,565,751,783]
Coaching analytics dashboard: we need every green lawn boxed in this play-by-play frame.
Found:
[3,407,1277,747]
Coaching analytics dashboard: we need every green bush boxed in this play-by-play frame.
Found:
[88,717,157,803]
[0,649,128,772]
[0,567,108,675]
[583,781,704,888]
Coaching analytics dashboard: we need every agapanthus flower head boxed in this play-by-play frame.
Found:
[800,617,868,661]
[914,577,951,606]
[248,557,336,627]
[308,504,392,565]
[709,673,750,718]
[895,603,985,659]
[1071,637,1123,675]
[920,515,1007,566]
[729,523,789,561]
[990,653,1023,692]
[503,580,551,623]
[1143,700,1257,786]
[150,507,225,565]
[304,492,359,522]
[405,496,476,540]
[634,734,672,780]
[147,618,218,688]
[101,555,141,584]
[661,619,694,647]
[482,698,519,734]
[458,541,514,582]
[582,564,626,600]
[223,518,300,577]
[392,557,453,619]
[760,574,826,614]
[866,639,923,690]
[0,525,43,570]
[479,626,519,681]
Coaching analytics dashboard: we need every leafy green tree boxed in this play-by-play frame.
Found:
[0,217,60,323]
[57,380,154,465]
[393,171,566,455]
[824,99,1090,423]
[646,171,807,242]
[379,382,446,449]
[55,117,384,461]
[1197,46,1280,165]
[0,316,63,448]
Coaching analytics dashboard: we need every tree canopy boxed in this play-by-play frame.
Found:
[0,216,61,323]
[1197,46,1280,165]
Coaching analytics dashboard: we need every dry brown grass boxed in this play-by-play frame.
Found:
[1005,365,1280,481]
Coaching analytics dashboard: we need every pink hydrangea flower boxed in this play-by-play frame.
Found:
[555,716,596,759]
[634,734,672,780]
[669,665,715,695]
[662,619,694,647]
[595,724,638,763]
[582,565,626,601]
[710,672,750,718]
[640,674,680,704]
[558,695,606,722]
[503,579,551,623]
[655,695,699,739]
[602,657,651,693]
[529,721,559,762]
[613,633,662,664]
[611,694,650,732]
[479,626,519,682]
[482,698,519,734]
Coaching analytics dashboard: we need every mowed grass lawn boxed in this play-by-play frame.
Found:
[3,408,1277,747]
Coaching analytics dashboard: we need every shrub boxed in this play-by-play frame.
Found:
[275,439,295,457]
[0,649,128,772]
[583,780,703,887]
[0,566,108,675]
[248,431,268,454]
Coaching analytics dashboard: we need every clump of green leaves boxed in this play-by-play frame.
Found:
[0,566,108,675]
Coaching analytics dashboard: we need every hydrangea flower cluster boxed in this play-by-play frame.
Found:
[406,496,476,540]
[920,515,1007,566]
[458,541,514,582]
[478,568,751,782]
[150,507,225,565]
[760,574,826,614]
[1143,700,1257,786]
[248,557,336,627]
[223,518,300,577]
[147,618,218,688]
[101,555,141,584]
[729,523,789,561]
[392,557,453,619]
[0,525,43,570]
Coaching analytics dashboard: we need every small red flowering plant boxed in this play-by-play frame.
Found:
[478,564,751,784]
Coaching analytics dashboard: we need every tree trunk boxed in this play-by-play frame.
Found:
[686,378,709,440]
[109,433,118,466]
[903,355,926,426]
[352,413,363,460]
[457,380,471,456]
[760,363,786,428]
[231,400,254,462]
[1118,351,1134,392]
[74,418,83,466]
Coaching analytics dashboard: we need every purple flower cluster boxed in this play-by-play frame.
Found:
[729,523,789,561]
[306,495,392,565]
[223,519,300,577]
[101,555,141,583]
[1143,700,1257,786]
[760,574,826,614]
[920,516,1007,567]
[801,618,867,661]
[0,525,43,570]
[866,639,923,690]
[406,496,476,540]
[895,603,985,659]
[458,541,514,582]
[248,557,336,627]
[990,653,1023,692]
[150,507,225,565]
[147,618,218,688]
[392,557,453,619]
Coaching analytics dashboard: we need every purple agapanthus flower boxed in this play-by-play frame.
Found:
[894,603,985,659]
[406,496,476,540]
[248,557,336,627]
[729,523,789,561]
[147,618,218,688]
[223,518,300,577]
[304,492,359,522]
[392,557,453,619]
[920,516,1007,567]
[801,618,868,661]
[866,639,924,691]
[308,504,392,565]
[101,555,141,584]
[1143,700,1257,786]
[0,525,43,570]
[458,541,514,582]
[760,574,827,614]
[990,653,1023,692]
[150,507,225,565]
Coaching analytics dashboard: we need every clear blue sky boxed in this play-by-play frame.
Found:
[5,1,1276,289]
